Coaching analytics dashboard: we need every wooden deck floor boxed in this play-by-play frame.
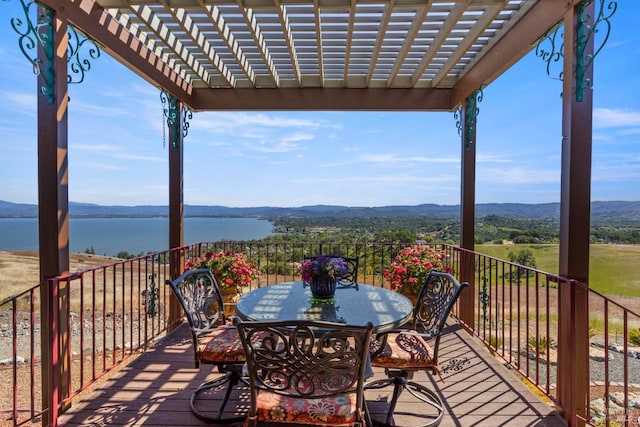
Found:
[58,324,566,427]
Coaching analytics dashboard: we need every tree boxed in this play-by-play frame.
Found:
[508,249,537,281]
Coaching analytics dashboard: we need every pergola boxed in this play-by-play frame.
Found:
[4,0,612,425]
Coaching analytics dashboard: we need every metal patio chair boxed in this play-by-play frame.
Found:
[367,272,469,427]
[165,268,246,423]
[235,318,374,427]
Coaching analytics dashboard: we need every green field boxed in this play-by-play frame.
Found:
[476,244,640,298]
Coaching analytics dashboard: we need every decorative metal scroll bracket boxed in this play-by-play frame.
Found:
[576,0,617,102]
[142,273,160,317]
[67,25,101,86]
[160,89,191,150]
[454,87,483,151]
[10,0,54,103]
[535,0,617,102]
[8,0,101,104]
[535,22,564,84]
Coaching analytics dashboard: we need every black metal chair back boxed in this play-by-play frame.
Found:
[411,271,469,365]
[165,268,246,423]
[166,268,226,366]
[236,319,374,426]
[367,272,468,427]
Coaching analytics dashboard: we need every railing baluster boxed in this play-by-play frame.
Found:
[4,241,640,425]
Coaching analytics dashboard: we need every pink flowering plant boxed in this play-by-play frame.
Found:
[299,255,349,283]
[185,250,260,292]
[383,244,452,295]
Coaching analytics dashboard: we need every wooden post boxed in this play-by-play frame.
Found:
[168,97,185,323]
[459,98,477,330]
[36,6,70,426]
[557,2,594,425]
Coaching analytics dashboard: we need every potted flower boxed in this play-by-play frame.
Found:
[185,250,260,314]
[299,255,349,299]
[383,244,452,303]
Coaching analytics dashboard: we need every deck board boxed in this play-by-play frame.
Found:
[58,323,566,427]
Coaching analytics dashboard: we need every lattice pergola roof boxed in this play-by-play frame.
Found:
[96,0,531,90]
[42,0,569,111]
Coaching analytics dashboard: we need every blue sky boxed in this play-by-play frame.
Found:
[0,1,639,208]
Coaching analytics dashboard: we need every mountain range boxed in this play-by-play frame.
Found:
[1,200,640,221]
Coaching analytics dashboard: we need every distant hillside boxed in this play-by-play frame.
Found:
[0,200,639,221]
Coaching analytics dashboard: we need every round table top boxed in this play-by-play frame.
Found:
[235,282,414,333]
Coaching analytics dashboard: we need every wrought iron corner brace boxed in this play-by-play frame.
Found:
[160,89,191,150]
[9,0,101,104]
[11,0,54,103]
[576,0,617,102]
[67,25,101,86]
[535,0,617,102]
[454,87,483,151]
[535,22,564,84]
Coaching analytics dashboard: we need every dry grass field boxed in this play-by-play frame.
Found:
[0,251,120,301]
[0,251,157,425]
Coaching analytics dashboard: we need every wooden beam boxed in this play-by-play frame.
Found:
[38,0,195,106]
[450,0,583,108]
[192,87,452,111]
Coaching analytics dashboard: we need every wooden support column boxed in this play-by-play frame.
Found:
[459,97,478,330]
[557,1,593,425]
[168,96,185,323]
[36,6,70,426]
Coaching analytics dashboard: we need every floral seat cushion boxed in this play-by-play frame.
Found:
[371,332,437,370]
[250,390,359,426]
[197,325,245,363]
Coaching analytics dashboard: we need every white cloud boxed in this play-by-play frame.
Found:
[82,162,125,171]
[194,112,327,134]
[281,132,314,143]
[479,167,559,185]
[593,133,613,143]
[70,100,128,117]
[248,139,302,153]
[618,128,640,136]
[476,153,512,163]
[112,153,164,162]
[592,167,640,181]
[73,144,122,152]
[297,172,458,185]
[359,154,458,164]
[72,143,163,162]
[1,90,35,115]
[594,108,640,129]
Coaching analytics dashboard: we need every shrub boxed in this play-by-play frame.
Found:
[629,328,640,347]
[528,336,556,352]
[487,335,503,350]
[383,244,452,295]
[185,251,260,292]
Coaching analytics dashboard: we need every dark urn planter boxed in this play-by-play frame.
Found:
[309,275,337,299]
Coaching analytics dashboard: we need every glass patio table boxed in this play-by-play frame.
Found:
[235,281,413,333]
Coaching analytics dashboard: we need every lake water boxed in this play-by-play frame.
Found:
[0,217,274,256]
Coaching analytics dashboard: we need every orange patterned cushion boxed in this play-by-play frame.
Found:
[371,332,436,370]
[197,325,245,363]
[252,390,359,426]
